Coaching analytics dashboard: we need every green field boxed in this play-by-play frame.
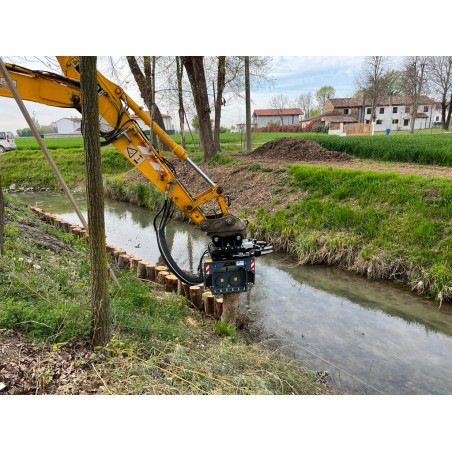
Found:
[11,131,452,167]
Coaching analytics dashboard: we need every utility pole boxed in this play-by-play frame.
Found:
[245,56,252,152]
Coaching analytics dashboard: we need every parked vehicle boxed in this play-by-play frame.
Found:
[0,131,17,152]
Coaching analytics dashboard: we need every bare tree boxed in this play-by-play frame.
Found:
[428,56,452,130]
[80,56,110,347]
[181,56,215,160]
[126,56,167,148]
[245,56,252,151]
[270,94,290,124]
[401,56,429,134]
[175,57,187,148]
[355,56,392,122]
[295,92,314,118]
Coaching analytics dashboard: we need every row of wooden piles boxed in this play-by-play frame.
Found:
[30,207,225,320]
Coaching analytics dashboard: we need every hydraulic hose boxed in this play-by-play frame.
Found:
[155,228,204,285]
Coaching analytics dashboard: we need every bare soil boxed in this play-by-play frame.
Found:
[241,137,352,162]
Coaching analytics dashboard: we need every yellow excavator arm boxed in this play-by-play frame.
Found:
[0,57,271,291]
[1,58,230,227]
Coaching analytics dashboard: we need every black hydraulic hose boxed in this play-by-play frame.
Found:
[155,228,204,285]
[153,199,204,285]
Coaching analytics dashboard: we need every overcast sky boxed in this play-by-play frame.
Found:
[0,55,368,133]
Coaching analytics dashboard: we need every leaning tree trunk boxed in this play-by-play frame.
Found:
[181,56,215,161]
[213,56,226,152]
[80,56,110,347]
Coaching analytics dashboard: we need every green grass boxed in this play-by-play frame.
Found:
[248,165,452,302]
[0,146,130,188]
[296,133,452,166]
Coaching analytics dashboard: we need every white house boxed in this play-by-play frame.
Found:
[320,96,440,132]
[130,112,174,134]
[252,108,304,128]
[54,117,82,135]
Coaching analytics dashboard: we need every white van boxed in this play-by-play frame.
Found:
[0,131,17,152]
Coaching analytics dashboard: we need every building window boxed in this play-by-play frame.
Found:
[392,119,399,124]
[376,119,383,125]
[344,108,350,115]
[393,107,398,113]
[365,120,370,124]
[403,118,409,126]
[423,106,429,112]
[379,107,385,114]
[436,116,440,121]
[366,107,371,114]
[405,106,410,113]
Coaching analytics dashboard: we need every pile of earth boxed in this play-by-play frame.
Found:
[243,137,352,162]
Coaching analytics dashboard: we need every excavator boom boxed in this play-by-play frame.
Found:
[0,57,272,292]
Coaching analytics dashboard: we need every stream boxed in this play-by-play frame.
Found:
[14,192,452,395]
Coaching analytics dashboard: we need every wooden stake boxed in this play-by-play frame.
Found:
[181,282,191,300]
[145,263,156,282]
[221,292,240,325]
[118,254,131,269]
[137,261,147,279]
[189,286,203,310]
[214,296,223,319]
[165,274,179,293]
[203,291,215,316]
[156,271,170,285]
[130,257,141,271]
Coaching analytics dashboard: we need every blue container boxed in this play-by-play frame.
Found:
[386,128,391,135]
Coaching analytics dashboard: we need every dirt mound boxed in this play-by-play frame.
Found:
[245,137,352,162]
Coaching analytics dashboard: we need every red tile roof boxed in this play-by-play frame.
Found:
[253,108,303,116]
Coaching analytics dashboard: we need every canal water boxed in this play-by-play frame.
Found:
[14,192,452,395]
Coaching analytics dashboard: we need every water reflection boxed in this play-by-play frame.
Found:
[14,192,452,395]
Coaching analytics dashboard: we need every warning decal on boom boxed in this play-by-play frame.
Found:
[126,146,145,166]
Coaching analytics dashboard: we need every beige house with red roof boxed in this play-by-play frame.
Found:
[253,108,304,128]
[307,96,439,132]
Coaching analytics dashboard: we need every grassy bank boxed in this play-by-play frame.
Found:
[0,196,330,394]
[247,165,452,303]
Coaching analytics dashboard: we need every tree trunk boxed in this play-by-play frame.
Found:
[213,56,226,152]
[175,57,186,149]
[245,56,252,151]
[446,93,452,131]
[181,56,215,161]
[0,175,4,256]
[80,56,110,347]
